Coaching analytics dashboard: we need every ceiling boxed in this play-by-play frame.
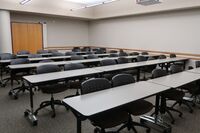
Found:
[0,0,200,19]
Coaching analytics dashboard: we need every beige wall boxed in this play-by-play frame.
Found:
[11,13,89,47]
[89,9,200,54]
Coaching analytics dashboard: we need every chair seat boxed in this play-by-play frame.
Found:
[126,100,153,116]
[39,83,68,94]
[163,90,185,100]
[90,110,129,129]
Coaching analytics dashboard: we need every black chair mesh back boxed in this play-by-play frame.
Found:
[0,53,15,60]
[87,54,98,59]
[170,54,176,58]
[65,52,77,56]
[141,52,149,55]
[37,50,48,54]
[99,48,106,53]
[136,56,147,62]
[110,50,118,53]
[170,65,183,74]
[37,64,60,74]
[72,47,81,52]
[112,74,135,87]
[117,57,129,64]
[81,78,111,94]
[17,50,30,55]
[148,56,156,60]
[100,59,116,66]
[64,63,86,71]
[152,69,168,78]
[109,53,119,57]
[195,61,200,68]
[95,49,104,54]
[71,55,84,60]
[10,58,29,65]
[129,52,139,56]
[159,55,167,59]
[28,54,42,58]
[39,59,54,63]
[119,52,128,57]
[52,52,64,56]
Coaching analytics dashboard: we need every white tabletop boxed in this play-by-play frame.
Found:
[23,68,103,84]
[187,67,200,74]
[63,81,170,116]
[148,71,200,88]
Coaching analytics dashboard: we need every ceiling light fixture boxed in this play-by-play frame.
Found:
[70,0,119,11]
[20,0,32,5]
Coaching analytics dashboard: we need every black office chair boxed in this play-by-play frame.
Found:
[170,53,184,67]
[99,48,107,53]
[51,52,64,56]
[81,78,129,133]
[142,56,157,80]
[72,47,81,52]
[119,52,128,57]
[129,52,139,56]
[87,54,98,59]
[82,47,91,52]
[195,61,200,68]
[71,55,84,60]
[158,55,167,70]
[109,53,119,57]
[28,54,42,58]
[95,49,104,54]
[17,50,30,55]
[64,63,86,95]
[136,56,148,80]
[109,50,118,53]
[112,74,152,133]
[152,68,184,124]
[100,59,117,80]
[8,58,30,99]
[65,51,76,56]
[0,53,15,60]
[48,50,58,53]
[141,52,149,55]
[39,59,54,63]
[37,50,49,54]
[169,65,193,113]
[34,64,68,118]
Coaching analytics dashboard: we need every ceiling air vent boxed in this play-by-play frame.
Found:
[136,0,161,6]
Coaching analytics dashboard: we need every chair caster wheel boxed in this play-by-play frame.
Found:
[171,121,175,124]
[14,95,18,100]
[8,91,12,96]
[94,128,101,133]
[33,120,38,126]
[24,111,29,117]
[34,111,38,116]
[179,113,182,117]
[190,110,193,113]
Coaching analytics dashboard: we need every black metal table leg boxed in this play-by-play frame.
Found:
[137,68,140,81]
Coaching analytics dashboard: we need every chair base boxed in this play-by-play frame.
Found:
[171,99,193,113]
[34,96,67,118]
[8,83,29,99]
[140,115,172,133]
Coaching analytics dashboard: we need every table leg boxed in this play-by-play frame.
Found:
[24,83,38,126]
[77,117,82,133]
[136,68,140,81]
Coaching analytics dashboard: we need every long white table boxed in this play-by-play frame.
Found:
[187,67,200,74]
[23,68,103,126]
[63,81,171,133]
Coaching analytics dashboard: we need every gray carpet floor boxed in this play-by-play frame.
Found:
[1,80,200,133]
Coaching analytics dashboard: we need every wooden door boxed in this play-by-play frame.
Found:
[11,22,43,54]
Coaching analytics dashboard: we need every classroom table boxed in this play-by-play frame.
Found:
[23,68,103,126]
[187,67,200,74]
[63,81,171,133]
[16,53,53,58]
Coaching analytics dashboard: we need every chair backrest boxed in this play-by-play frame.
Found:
[37,50,48,54]
[148,56,156,60]
[129,52,139,56]
[71,55,84,60]
[170,54,176,58]
[95,49,104,54]
[100,59,116,66]
[28,54,42,58]
[39,59,54,63]
[110,50,118,53]
[48,50,58,53]
[17,50,30,55]
[87,54,98,59]
[112,74,135,87]
[117,57,129,64]
[52,52,64,56]
[158,55,167,59]
[152,69,168,78]
[65,52,76,56]
[10,58,29,65]
[170,64,183,74]
[81,78,111,94]
[82,47,91,52]
[136,56,147,62]
[72,47,81,52]
[195,61,200,68]
[0,53,15,60]
[86,51,93,55]
[109,53,119,57]
[64,63,86,71]
[99,48,106,53]
[119,52,128,57]
[37,64,60,74]
[141,51,149,55]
